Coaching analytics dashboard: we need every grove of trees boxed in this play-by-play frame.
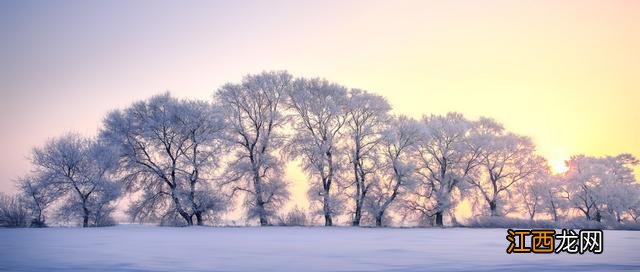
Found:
[2,71,639,228]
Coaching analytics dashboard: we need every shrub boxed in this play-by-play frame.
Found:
[277,207,309,226]
[0,193,30,228]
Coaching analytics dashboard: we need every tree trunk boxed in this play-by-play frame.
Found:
[252,169,269,226]
[170,188,193,226]
[324,213,333,226]
[168,169,193,226]
[175,204,193,226]
[352,203,362,226]
[258,213,268,226]
[375,213,383,227]
[435,211,444,227]
[255,195,268,226]
[83,216,89,227]
[82,201,90,228]
[183,213,193,226]
[489,200,498,216]
[550,200,558,222]
[323,152,334,227]
[195,211,203,226]
[322,187,333,226]
[375,166,403,227]
[352,158,362,226]
[352,160,368,227]
[34,210,46,227]
[189,175,202,226]
[255,193,268,226]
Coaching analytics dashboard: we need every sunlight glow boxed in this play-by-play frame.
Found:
[551,159,569,174]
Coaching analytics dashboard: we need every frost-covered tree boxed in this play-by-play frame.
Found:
[563,154,639,223]
[177,99,230,225]
[285,77,348,226]
[405,113,482,226]
[514,168,551,220]
[57,179,121,227]
[364,115,420,227]
[344,89,391,226]
[533,175,568,222]
[101,94,228,226]
[216,71,292,226]
[467,119,546,217]
[30,134,121,227]
[17,173,63,227]
[603,181,640,223]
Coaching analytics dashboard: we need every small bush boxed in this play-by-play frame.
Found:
[277,207,309,226]
[95,215,117,227]
[30,218,47,228]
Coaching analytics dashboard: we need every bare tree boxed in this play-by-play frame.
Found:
[30,133,121,227]
[216,71,292,226]
[285,77,348,226]
[344,89,391,226]
[101,94,227,226]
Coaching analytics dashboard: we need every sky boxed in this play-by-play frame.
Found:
[1,1,639,213]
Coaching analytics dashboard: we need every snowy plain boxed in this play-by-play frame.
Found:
[0,225,638,272]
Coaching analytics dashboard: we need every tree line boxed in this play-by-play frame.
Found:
[1,71,639,228]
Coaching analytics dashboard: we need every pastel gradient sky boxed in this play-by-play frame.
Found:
[1,1,638,203]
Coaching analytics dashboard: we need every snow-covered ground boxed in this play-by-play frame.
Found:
[1,225,638,271]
